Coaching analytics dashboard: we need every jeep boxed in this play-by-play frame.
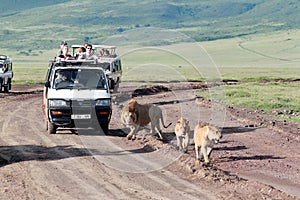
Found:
[71,44,122,92]
[0,55,13,93]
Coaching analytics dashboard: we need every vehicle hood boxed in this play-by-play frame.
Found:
[47,89,110,100]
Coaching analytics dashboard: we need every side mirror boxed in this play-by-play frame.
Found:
[45,81,51,88]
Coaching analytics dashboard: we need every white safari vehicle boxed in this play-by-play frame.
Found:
[0,55,13,93]
[42,59,112,134]
[71,44,122,92]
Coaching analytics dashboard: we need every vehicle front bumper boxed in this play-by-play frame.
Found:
[48,100,111,127]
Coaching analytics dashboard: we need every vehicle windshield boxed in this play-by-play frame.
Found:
[53,68,107,90]
[98,62,110,71]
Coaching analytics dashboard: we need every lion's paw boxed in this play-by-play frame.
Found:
[127,134,133,140]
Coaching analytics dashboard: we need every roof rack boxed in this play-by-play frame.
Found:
[71,44,118,58]
[0,55,8,60]
[53,59,98,67]
[94,45,117,58]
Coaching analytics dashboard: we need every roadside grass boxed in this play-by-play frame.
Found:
[200,81,300,123]
[13,63,47,84]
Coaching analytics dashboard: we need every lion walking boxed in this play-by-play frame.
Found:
[121,99,172,140]
[194,124,222,164]
[174,117,190,153]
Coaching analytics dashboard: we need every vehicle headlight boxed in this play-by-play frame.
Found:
[96,99,111,106]
[49,99,68,107]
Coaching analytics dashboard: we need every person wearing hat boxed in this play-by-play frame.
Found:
[56,40,68,58]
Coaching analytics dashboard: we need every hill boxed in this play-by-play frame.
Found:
[0,0,299,55]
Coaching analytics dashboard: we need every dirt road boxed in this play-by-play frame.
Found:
[0,83,299,200]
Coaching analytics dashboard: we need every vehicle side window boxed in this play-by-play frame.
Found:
[114,60,121,71]
[3,64,8,72]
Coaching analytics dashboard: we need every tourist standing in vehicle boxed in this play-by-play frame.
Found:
[85,44,97,60]
[57,40,68,57]
[83,42,89,48]
[57,45,74,61]
[75,47,87,60]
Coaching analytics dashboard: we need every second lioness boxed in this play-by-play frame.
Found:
[194,124,222,164]
[121,99,172,140]
[174,117,190,152]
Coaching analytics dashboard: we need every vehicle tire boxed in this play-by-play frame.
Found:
[8,79,11,90]
[48,122,57,134]
[100,123,109,135]
[44,119,48,131]
[3,78,11,93]
[0,79,2,92]
[109,79,115,90]
[3,85,9,93]
[113,81,119,93]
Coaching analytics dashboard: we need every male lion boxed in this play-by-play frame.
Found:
[121,99,172,140]
[174,117,190,153]
[193,124,222,164]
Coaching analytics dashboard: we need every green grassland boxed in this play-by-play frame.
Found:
[9,29,300,84]
[202,30,300,81]
[10,29,300,123]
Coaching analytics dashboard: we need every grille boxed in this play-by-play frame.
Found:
[71,100,94,107]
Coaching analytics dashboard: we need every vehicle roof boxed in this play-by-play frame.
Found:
[51,60,107,70]
[71,45,92,49]
[71,45,117,49]
[0,55,12,62]
[93,45,117,49]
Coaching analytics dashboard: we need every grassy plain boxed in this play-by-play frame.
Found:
[201,30,300,122]
[5,30,300,122]
[7,30,299,84]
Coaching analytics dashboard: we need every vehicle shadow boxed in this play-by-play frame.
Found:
[54,128,127,137]
[0,145,101,168]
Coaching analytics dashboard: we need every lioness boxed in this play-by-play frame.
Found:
[121,99,172,140]
[193,124,222,164]
[174,117,190,152]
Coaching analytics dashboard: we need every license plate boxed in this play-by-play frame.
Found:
[71,114,91,119]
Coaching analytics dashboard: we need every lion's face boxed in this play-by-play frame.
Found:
[122,111,137,125]
[207,126,222,144]
[175,117,189,136]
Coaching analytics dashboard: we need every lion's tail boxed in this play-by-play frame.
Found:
[163,122,172,128]
[161,114,172,128]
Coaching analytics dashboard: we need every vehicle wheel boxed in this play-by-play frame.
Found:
[44,119,48,131]
[0,79,2,92]
[100,123,109,135]
[113,81,119,93]
[3,79,11,93]
[8,79,11,90]
[48,122,57,134]
[3,85,9,93]
[109,80,115,90]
